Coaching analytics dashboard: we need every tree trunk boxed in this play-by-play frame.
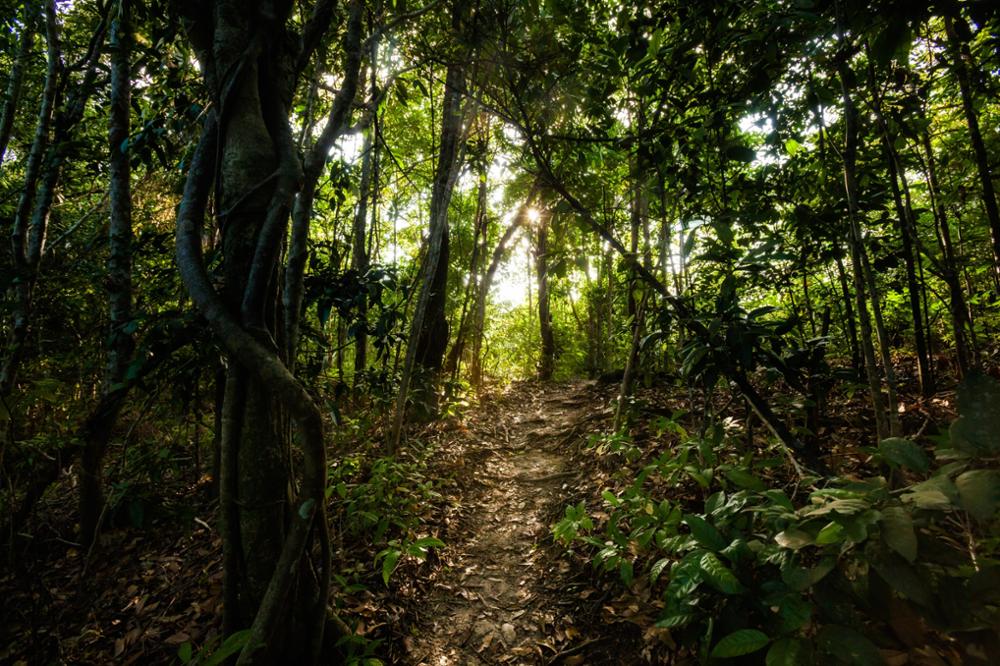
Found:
[836,40,893,441]
[445,167,489,377]
[352,128,373,376]
[80,0,134,547]
[919,130,974,375]
[0,0,37,166]
[536,213,554,380]
[175,1,366,659]
[945,13,1000,290]
[866,56,933,396]
[1,0,60,396]
[470,183,539,389]
[390,60,464,449]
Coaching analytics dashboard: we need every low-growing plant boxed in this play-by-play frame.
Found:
[555,373,1000,663]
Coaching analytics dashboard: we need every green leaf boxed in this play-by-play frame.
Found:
[815,521,845,546]
[774,529,812,550]
[784,138,803,156]
[765,489,795,512]
[178,642,193,664]
[683,514,727,552]
[766,637,812,666]
[815,625,882,665]
[620,559,634,586]
[724,467,766,491]
[298,498,317,520]
[956,470,1000,522]
[381,549,401,585]
[873,556,933,607]
[950,373,1000,454]
[202,630,256,666]
[880,506,917,562]
[902,476,958,510]
[710,629,770,658]
[699,552,746,594]
[878,438,929,473]
[650,557,671,584]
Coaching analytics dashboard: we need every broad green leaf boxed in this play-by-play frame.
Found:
[699,552,746,594]
[655,612,694,628]
[815,625,882,665]
[903,476,958,510]
[878,438,929,473]
[815,521,845,545]
[764,489,795,512]
[683,514,727,552]
[873,557,933,607]
[202,630,256,666]
[775,593,812,632]
[766,637,812,666]
[724,467,767,491]
[650,557,671,584]
[956,470,1000,522]
[710,629,770,658]
[950,373,1000,454]
[620,559,634,586]
[381,549,401,585]
[178,642,193,664]
[880,506,917,562]
[774,529,812,550]
[784,138,803,156]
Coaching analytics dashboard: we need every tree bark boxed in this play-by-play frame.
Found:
[0,0,37,166]
[945,13,1000,290]
[351,128,374,376]
[835,33,893,441]
[865,52,933,396]
[1,0,60,396]
[390,60,464,449]
[535,213,554,380]
[80,0,135,547]
[445,166,489,378]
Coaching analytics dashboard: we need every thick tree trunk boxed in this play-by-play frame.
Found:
[80,0,134,547]
[390,61,464,449]
[945,14,1000,289]
[176,1,369,659]
[0,1,37,166]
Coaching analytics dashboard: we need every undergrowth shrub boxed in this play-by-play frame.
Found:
[555,373,1000,664]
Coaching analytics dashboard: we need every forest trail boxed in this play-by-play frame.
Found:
[401,381,639,665]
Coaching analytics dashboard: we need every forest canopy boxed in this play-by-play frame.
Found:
[2,0,1000,663]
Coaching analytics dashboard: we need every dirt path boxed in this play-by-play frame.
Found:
[400,382,640,665]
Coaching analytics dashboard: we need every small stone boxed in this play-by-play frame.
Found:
[500,622,516,644]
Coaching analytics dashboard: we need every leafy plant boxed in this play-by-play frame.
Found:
[556,373,1000,662]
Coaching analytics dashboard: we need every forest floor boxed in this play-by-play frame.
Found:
[395,380,647,665]
[1,380,655,665]
[1,372,965,664]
